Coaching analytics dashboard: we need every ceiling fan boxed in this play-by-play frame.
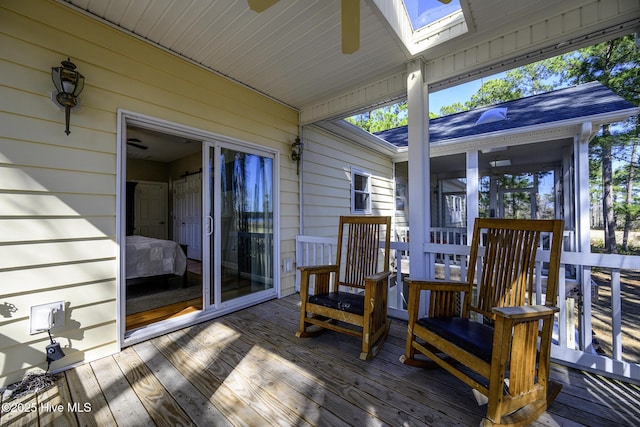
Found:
[247,0,360,54]
[126,137,148,150]
[248,0,452,54]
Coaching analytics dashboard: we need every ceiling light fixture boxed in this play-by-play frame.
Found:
[489,159,511,168]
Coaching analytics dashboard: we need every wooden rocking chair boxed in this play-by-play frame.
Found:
[401,218,564,426]
[296,216,392,360]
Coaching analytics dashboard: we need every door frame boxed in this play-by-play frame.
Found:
[116,109,281,349]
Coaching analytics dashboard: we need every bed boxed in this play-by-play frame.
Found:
[125,235,187,283]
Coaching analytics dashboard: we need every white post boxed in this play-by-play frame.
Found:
[489,176,498,218]
[407,59,430,280]
[576,123,594,353]
[466,151,479,239]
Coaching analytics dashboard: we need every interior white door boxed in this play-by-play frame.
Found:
[135,181,168,239]
[173,174,202,260]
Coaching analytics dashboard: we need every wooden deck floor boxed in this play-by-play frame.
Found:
[2,294,640,426]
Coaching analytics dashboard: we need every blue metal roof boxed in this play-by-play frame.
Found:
[374,81,635,147]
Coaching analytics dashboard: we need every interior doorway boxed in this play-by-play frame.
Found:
[123,124,204,331]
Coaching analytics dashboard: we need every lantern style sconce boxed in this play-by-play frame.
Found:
[290,137,303,174]
[51,58,84,135]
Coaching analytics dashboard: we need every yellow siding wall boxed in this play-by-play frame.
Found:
[301,126,394,237]
[0,0,299,387]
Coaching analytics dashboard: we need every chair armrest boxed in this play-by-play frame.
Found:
[298,264,339,297]
[297,264,339,274]
[365,271,391,283]
[492,305,559,320]
[407,279,471,293]
[363,271,392,297]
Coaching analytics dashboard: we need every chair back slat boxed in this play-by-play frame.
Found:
[465,218,563,320]
[337,216,391,289]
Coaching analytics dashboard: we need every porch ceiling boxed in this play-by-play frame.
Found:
[62,0,640,124]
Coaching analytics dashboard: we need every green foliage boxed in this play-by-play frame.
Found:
[564,36,640,248]
[346,102,408,133]
[437,56,566,115]
[561,35,640,106]
[438,102,466,116]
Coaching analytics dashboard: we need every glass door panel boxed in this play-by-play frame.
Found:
[220,147,274,302]
[205,142,275,308]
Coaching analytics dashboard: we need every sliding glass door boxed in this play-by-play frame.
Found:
[204,142,276,309]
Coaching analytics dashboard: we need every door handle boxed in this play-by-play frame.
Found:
[206,215,213,236]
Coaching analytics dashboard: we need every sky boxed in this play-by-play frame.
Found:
[428,79,482,115]
[403,0,461,30]
[428,72,510,115]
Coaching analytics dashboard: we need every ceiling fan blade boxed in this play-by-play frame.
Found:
[247,0,279,13]
[126,139,148,150]
[341,0,360,54]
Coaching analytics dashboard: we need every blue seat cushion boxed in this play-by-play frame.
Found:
[417,317,494,363]
[309,291,364,315]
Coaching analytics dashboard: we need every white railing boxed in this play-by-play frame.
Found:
[296,234,640,383]
[430,227,467,245]
[295,235,409,318]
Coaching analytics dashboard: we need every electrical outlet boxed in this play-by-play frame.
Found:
[30,301,65,334]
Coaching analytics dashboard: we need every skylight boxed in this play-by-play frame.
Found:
[403,0,462,31]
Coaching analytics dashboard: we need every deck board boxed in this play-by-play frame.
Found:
[114,347,192,427]
[65,363,116,427]
[2,294,640,427]
[90,348,155,426]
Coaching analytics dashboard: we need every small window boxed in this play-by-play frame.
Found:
[351,168,372,214]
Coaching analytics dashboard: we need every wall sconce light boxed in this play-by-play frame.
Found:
[51,58,85,135]
[291,137,303,174]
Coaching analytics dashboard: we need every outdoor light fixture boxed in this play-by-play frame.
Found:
[291,137,303,174]
[51,58,84,135]
[490,159,511,168]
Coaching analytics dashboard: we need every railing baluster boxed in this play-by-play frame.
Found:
[535,260,543,305]
[612,268,622,361]
[557,264,567,348]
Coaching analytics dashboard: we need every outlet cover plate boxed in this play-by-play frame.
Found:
[30,301,65,334]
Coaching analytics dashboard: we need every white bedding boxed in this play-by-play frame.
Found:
[126,235,187,280]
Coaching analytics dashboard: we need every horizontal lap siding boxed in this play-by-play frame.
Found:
[0,0,298,387]
[301,126,394,238]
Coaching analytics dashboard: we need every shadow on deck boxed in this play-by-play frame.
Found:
[2,294,640,426]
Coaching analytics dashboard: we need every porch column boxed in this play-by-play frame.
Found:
[576,122,594,353]
[466,151,479,240]
[407,59,430,279]
[576,122,592,254]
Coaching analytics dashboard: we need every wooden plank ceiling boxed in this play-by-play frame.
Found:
[62,0,640,123]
